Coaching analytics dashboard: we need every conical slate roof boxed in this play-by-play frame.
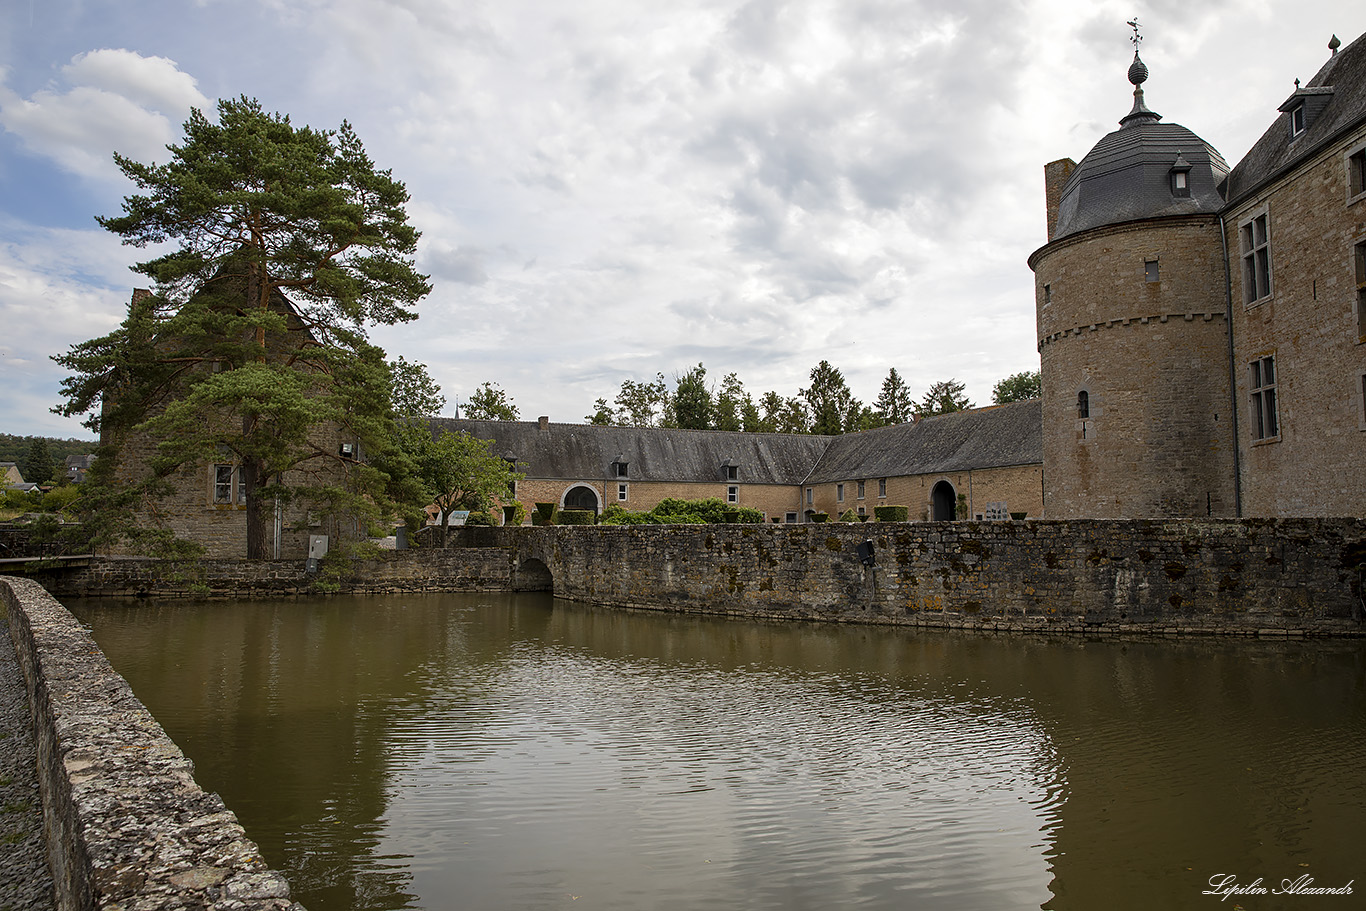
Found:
[1051,51,1228,241]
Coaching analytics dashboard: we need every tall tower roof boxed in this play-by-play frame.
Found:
[1049,31,1228,242]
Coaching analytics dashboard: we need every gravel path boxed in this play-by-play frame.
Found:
[0,604,56,911]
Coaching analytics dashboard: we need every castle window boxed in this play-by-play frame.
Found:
[1240,212,1272,304]
[1169,153,1192,197]
[613,460,628,478]
[837,483,845,502]
[857,480,866,499]
[618,483,628,501]
[806,488,813,505]
[1355,239,1366,340]
[1145,260,1160,282]
[1349,148,1366,201]
[1077,390,1090,419]
[878,478,887,497]
[857,506,866,517]
[1043,283,1052,305]
[727,486,738,503]
[725,463,739,481]
[1250,355,1279,440]
[1289,104,1306,137]
[214,465,233,504]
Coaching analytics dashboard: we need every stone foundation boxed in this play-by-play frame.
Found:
[1,575,305,911]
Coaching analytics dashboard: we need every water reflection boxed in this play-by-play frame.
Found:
[70,595,1366,911]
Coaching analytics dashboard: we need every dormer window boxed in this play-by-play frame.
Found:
[1169,153,1191,197]
[1290,104,1306,137]
[1278,84,1333,140]
[722,460,739,481]
[612,460,628,478]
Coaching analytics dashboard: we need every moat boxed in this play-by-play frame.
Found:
[69,592,1366,911]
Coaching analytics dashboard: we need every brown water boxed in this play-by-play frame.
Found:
[69,594,1366,911]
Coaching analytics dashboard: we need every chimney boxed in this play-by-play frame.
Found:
[1043,158,1076,241]
[538,415,549,431]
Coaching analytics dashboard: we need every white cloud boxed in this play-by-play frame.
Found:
[0,49,208,180]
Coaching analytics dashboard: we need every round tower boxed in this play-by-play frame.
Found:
[1028,33,1236,518]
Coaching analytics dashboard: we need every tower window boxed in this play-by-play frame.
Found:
[1043,283,1052,305]
[1077,390,1090,419]
[1250,356,1279,440]
[1349,147,1366,199]
[1240,212,1272,304]
[1355,239,1366,340]
[1145,260,1160,282]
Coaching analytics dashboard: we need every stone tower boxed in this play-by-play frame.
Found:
[1028,34,1237,518]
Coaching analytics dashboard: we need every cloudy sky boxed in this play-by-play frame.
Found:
[2,0,1363,438]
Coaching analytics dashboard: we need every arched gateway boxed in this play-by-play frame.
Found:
[931,480,957,522]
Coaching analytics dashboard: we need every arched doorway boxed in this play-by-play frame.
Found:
[563,485,600,514]
[513,558,553,592]
[931,480,957,521]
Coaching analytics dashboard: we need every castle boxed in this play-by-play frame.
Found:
[1030,27,1366,518]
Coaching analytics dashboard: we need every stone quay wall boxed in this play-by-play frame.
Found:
[33,518,1366,638]
[0,575,305,911]
[467,518,1366,637]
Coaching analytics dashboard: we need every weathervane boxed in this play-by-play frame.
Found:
[1127,17,1143,52]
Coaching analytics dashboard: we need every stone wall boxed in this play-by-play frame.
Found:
[40,519,1366,637]
[469,518,1366,636]
[0,575,304,910]
[1225,122,1366,517]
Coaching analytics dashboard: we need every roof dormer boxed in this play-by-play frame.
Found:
[1278,82,1334,140]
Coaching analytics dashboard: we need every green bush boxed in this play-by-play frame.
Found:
[464,510,495,526]
[838,508,859,523]
[1010,511,1027,520]
[535,502,557,520]
[874,505,909,522]
[558,509,597,525]
[809,512,829,523]
[42,485,81,516]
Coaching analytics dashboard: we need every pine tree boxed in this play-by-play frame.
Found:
[55,97,431,558]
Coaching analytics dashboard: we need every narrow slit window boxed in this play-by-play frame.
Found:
[1250,356,1279,440]
[1077,390,1090,419]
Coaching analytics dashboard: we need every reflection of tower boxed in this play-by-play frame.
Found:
[1028,31,1235,518]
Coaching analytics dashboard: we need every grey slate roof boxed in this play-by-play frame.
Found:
[429,419,833,485]
[1224,32,1366,204]
[803,400,1042,484]
[429,402,1043,488]
[1052,120,1229,241]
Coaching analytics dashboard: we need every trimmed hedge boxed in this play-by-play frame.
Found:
[558,509,597,525]
[874,505,909,522]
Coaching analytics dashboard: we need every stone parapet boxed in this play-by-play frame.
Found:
[1,575,305,911]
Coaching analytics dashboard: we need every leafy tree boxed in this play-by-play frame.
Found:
[802,360,858,435]
[55,96,431,558]
[614,373,669,427]
[390,356,447,419]
[874,368,914,425]
[417,430,523,545]
[775,396,810,435]
[21,439,54,485]
[464,381,520,421]
[585,398,615,425]
[992,370,1041,404]
[918,379,974,417]
[672,364,712,430]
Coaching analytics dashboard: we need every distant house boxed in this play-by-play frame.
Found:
[435,399,1043,524]
[0,462,34,491]
[64,453,96,484]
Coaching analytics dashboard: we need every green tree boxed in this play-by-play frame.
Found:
[464,381,519,421]
[585,398,615,425]
[802,360,858,435]
[918,378,974,417]
[56,96,431,558]
[874,368,914,425]
[21,439,54,485]
[672,364,712,430]
[713,372,751,433]
[614,373,669,427]
[992,370,1041,404]
[417,430,523,545]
